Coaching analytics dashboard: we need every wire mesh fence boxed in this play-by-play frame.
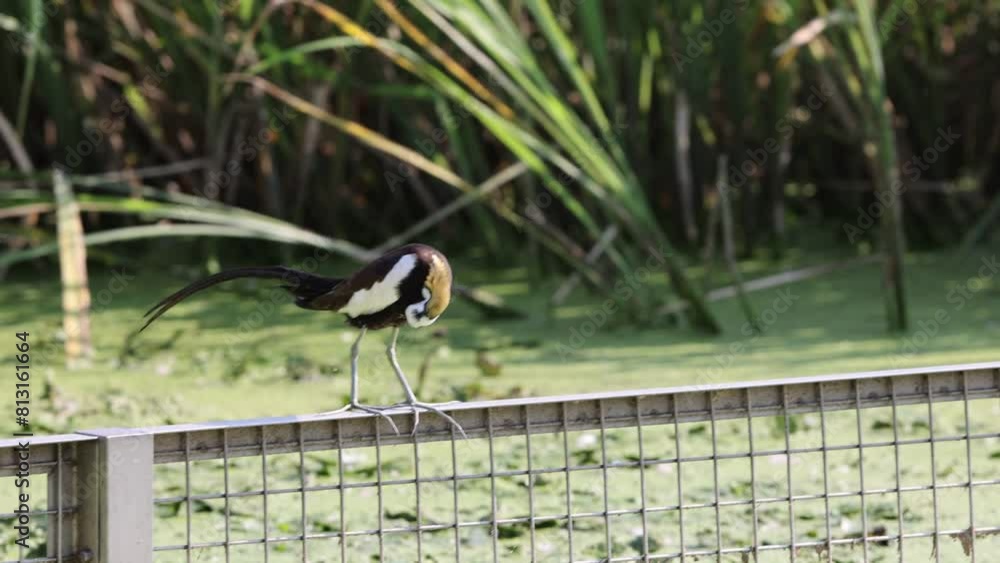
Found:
[0,435,89,563]
[1,362,999,562]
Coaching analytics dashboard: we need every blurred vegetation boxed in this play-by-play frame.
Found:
[1,0,999,331]
[1,6,998,556]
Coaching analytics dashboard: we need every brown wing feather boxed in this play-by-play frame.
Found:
[306,245,415,311]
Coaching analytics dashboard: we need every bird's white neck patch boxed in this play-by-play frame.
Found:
[406,288,438,328]
[340,253,418,318]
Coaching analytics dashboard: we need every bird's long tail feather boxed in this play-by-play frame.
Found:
[139,267,340,332]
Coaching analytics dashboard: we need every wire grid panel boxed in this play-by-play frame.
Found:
[0,435,89,563]
[148,365,1000,562]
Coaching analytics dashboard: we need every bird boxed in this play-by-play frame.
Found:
[139,243,463,436]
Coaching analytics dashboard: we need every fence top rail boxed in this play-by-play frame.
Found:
[126,360,1000,432]
[0,433,95,448]
[0,433,94,476]
[0,361,997,460]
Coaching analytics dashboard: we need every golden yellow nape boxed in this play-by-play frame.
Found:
[425,253,452,319]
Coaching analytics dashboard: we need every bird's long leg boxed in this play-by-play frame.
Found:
[325,328,399,434]
[348,328,365,404]
[386,327,465,437]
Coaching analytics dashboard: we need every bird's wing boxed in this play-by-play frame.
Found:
[308,249,417,315]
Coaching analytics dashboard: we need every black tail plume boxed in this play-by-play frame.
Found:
[139,267,341,333]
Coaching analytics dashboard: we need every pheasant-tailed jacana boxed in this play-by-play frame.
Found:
[140,243,462,435]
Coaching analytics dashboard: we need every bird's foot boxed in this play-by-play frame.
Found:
[390,399,466,439]
[321,402,401,435]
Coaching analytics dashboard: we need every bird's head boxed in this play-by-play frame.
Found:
[405,250,452,328]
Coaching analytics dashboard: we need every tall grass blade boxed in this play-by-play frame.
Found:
[851,0,908,331]
[14,0,42,136]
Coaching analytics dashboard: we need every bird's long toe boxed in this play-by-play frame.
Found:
[320,403,401,435]
[396,401,466,439]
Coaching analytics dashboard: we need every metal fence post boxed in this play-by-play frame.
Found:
[76,429,154,563]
